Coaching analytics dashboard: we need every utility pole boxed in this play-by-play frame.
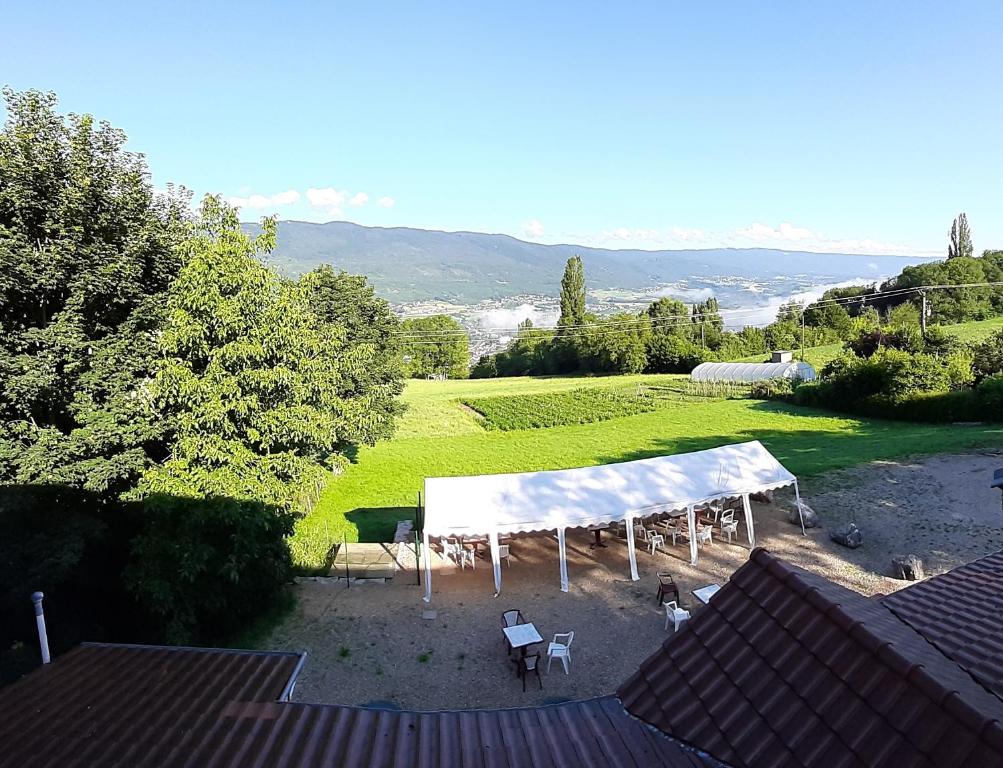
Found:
[920,291,928,335]
[800,310,806,361]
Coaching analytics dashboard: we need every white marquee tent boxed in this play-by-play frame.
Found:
[421,440,804,601]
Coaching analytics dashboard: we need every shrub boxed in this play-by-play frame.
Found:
[971,329,1003,382]
[463,387,657,431]
[125,493,293,645]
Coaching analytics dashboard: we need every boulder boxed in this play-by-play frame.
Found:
[830,522,863,549]
[892,554,924,581]
[788,502,818,529]
[751,489,775,504]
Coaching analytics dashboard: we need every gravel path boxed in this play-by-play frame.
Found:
[264,451,1003,711]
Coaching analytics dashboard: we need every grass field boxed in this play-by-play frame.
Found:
[290,371,1003,569]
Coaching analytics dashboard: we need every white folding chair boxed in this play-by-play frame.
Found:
[721,510,739,543]
[664,601,691,632]
[547,631,574,674]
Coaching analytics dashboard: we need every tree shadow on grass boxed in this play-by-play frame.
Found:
[346,507,417,543]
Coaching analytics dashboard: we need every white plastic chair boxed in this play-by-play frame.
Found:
[664,601,691,632]
[441,538,461,563]
[633,524,649,542]
[458,547,475,570]
[547,631,574,674]
[662,520,686,546]
[721,511,739,543]
[496,544,512,567]
[695,525,712,546]
[648,534,665,555]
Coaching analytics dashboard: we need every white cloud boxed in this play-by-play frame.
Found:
[227,189,300,210]
[378,196,395,208]
[349,192,369,207]
[477,303,559,330]
[522,219,545,238]
[306,187,350,217]
[734,221,934,257]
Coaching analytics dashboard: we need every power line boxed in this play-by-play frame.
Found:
[390,281,1003,342]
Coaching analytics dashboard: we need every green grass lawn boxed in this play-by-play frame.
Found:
[290,372,1003,569]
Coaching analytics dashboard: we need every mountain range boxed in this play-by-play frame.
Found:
[243,220,926,306]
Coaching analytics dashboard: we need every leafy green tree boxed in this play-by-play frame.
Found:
[948,212,973,259]
[401,315,469,378]
[0,88,187,496]
[804,300,853,338]
[558,255,586,328]
[301,266,405,445]
[691,298,724,348]
[646,297,691,337]
[580,313,648,374]
[971,329,1003,382]
[139,196,349,512]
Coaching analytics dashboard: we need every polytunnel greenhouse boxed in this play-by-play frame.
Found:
[690,361,816,383]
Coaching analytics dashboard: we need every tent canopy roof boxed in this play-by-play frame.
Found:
[422,440,796,537]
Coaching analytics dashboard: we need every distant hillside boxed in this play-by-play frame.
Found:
[244,220,926,304]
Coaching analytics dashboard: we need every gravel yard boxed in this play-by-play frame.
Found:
[264,452,1003,711]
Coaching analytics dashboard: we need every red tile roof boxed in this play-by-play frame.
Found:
[0,643,714,768]
[618,549,1003,768]
[883,550,1003,702]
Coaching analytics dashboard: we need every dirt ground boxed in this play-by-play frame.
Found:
[263,451,1003,711]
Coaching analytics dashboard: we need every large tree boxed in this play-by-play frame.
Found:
[948,212,974,259]
[139,196,359,511]
[558,255,586,329]
[400,315,469,379]
[301,266,406,445]
[0,88,187,496]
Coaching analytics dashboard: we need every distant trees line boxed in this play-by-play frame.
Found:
[462,214,1003,379]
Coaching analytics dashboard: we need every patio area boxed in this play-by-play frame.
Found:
[266,490,831,710]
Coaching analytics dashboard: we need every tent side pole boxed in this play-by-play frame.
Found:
[742,493,756,549]
[489,530,502,597]
[557,527,569,592]
[688,505,698,566]
[625,514,639,581]
[422,531,433,603]
[793,479,806,535]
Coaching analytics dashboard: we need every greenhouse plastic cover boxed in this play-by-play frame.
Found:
[690,361,816,382]
[422,440,797,537]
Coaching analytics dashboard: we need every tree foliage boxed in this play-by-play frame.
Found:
[400,314,469,378]
[949,212,973,259]
[0,88,188,496]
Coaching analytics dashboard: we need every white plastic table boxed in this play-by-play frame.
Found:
[503,622,544,654]
[692,584,721,605]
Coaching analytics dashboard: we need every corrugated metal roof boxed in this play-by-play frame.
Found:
[618,548,1003,768]
[883,550,1003,702]
[0,643,717,768]
[181,697,717,768]
[0,643,304,768]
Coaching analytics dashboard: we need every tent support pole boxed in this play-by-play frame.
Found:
[557,528,569,592]
[688,505,698,566]
[793,480,806,535]
[625,514,639,581]
[422,531,432,603]
[742,493,756,550]
[489,531,502,597]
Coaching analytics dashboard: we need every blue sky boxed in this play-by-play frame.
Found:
[3,1,1001,256]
